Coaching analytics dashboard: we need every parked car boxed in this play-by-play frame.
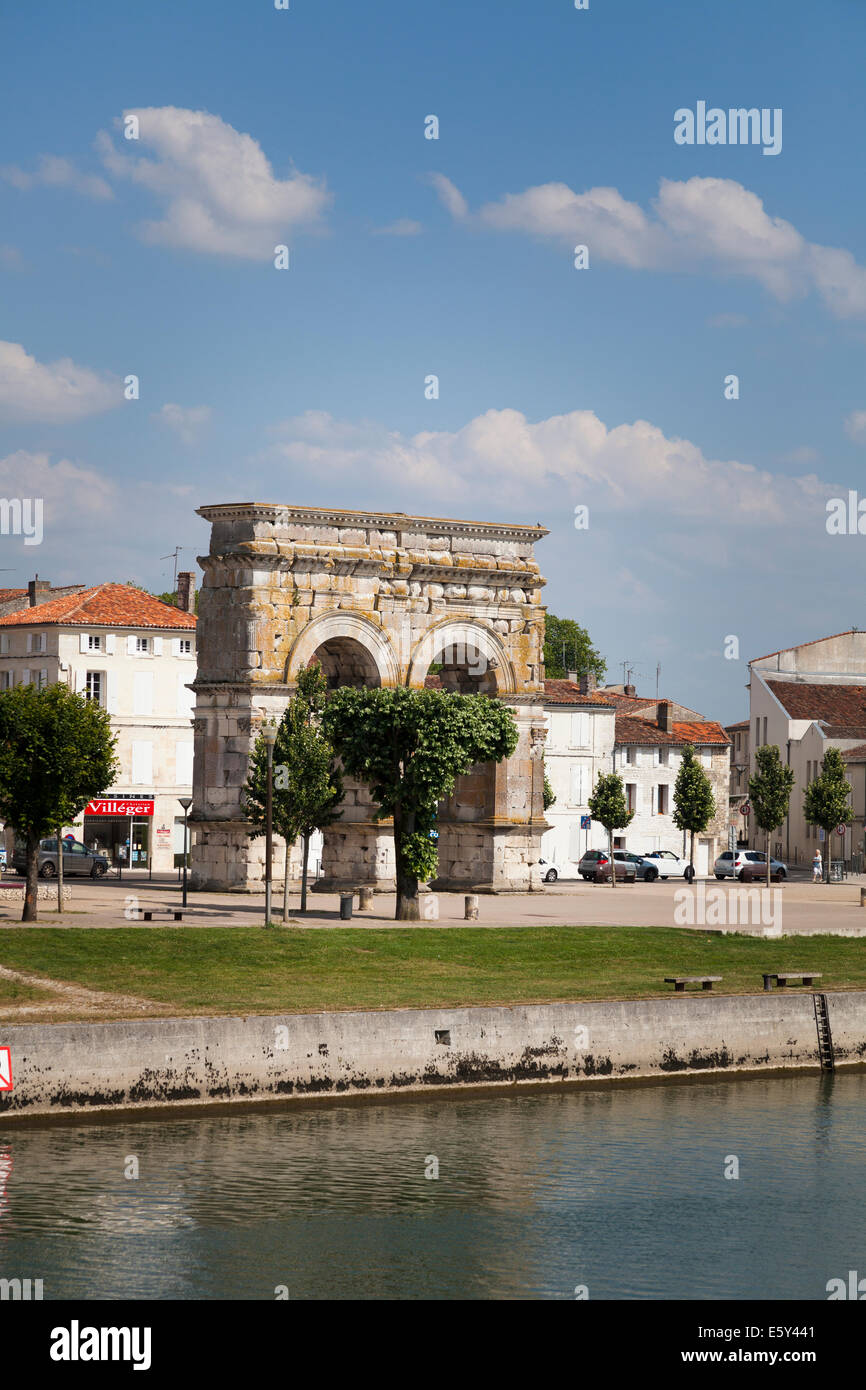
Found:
[713,850,788,882]
[11,837,109,879]
[538,856,579,883]
[614,850,664,881]
[578,848,637,883]
[641,849,691,880]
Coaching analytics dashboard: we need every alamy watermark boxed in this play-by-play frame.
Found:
[674,103,782,157]
[0,498,43,546]
[674,882,782,931]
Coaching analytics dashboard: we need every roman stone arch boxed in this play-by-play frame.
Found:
[285,611,400,688]
[407,618,517,695]
[189,505,549,894]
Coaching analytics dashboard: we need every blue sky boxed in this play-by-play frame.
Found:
[1,0,865,722]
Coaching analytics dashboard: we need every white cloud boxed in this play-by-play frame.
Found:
[0,451,119,522]
[844,410,866,443]
[0,155,113,201]
[433,173,866,318]
[153,402,212,445]
[267,406,829,523]
[372,219,422,237]
[97,107,331,259]
[0,342,119,423]
[428,173,468,221]
[707,312,748,328]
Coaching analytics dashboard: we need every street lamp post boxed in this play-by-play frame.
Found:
[178,796,192,907]
[261,722,278,924]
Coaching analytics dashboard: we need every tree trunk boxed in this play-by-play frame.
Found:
[22,831,39,922]
[689,830,695,880]
[825,828,830,884]
[56,825,64,913]
[282,838,291,923]
[608,826,616,889]
[394,809,419,920]
[300,831,310,913]
[766,827,772,889]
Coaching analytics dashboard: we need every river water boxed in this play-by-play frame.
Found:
[1,1072,863,1300]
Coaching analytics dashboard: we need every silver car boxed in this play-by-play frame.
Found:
[12,837,109,878]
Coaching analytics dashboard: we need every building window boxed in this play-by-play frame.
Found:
[657,785,669,814]
[37,669,48,690]
[755,718,760,747]
[88,634,102,651]
[1,671,12,690]
[763,717,768,745]
[85,671,103,705]
[179,639,192,655]
[658,747,669,766]
[626,783,637,814]
[29,632,46,653]
[136,636,151,654]
[701,751,712,768]
[625,746,636,765]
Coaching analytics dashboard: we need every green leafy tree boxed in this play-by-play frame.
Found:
[749,745,795,887]
[587,772,633,889]
[672,744,716,875]
[803,746,854,884]
[154,589,199,614]
[0,684,118,922]
[241,664,344,918]
[543,614,606,682]
[322,687,518,920]
[543,763,556,812]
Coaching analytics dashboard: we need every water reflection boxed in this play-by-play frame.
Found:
[0,1073,864,1300]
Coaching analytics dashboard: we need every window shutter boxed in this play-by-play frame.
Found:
[40,668,48,689]
[171,638,180,657]
[177,676,194,717]
[21,668,30,686]
[75,668,87,694]
[79,633,88,653]
[106,633,116,655]
[175,742,194,786]
[127,635,136,656]
[106,671,118,714]
[0,634,7,655]
[131,741,153,784]
[153,636,163,656]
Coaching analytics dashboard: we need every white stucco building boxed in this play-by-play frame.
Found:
[541,678,731,873]
[748,629,866,867]
[0,578,197,872]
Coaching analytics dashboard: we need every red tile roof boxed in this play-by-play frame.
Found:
[843,744,866,761]
[0,588,27,604]
[615,715,729,747]
[766,680,866,726]
[725,719,750,732]
[0,583,196,630]
[543,679,615,706]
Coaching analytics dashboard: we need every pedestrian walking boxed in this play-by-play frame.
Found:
[812,850,823,883]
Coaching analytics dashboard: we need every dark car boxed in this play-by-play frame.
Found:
[614,850,661,881]
[12,837,109,879]
[577,848,636,883]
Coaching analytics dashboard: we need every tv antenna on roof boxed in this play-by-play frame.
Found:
[160,547,185,589]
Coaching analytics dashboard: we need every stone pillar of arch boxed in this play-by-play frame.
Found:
[189,505,548,894]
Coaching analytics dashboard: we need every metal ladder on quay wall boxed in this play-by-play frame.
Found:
[813,993,835,1072]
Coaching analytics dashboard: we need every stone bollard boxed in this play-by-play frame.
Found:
[464,894,479,921]
[359,887,374,911]
[339,892,354,920]
[419,893,439,921]
[860,887,866,908]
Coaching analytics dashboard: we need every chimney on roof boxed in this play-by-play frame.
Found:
[566,668,578,684]
[176,571,196,614]
[578,671,597,694]
[28,576,50,607]
[658,699,673,733]
[624,683,636,697]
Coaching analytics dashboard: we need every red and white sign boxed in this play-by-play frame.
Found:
[837,824,848,837]
[85,800,154,817]
[0,1048,12,1092]
[740,801,751,817]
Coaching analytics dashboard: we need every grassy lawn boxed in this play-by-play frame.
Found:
[0,975,54,1007]
[0,926,864,1021]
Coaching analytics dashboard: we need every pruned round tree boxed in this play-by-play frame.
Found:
[587,771,633,889]
[0,683,118,922]
[672,743,716,876]
[322,686,519,920]
[803,746,853,883]
[749,744,795,887]
[242,663,344,917]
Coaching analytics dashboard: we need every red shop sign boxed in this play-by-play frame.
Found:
[85,799,155,817]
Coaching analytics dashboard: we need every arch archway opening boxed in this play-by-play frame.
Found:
[427,638,498,697]
[309,636,381,690]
